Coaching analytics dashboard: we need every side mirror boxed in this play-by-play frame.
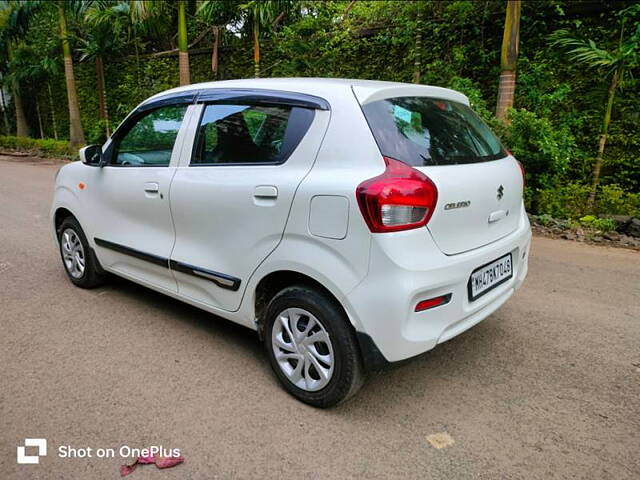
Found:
[79,145,104,167]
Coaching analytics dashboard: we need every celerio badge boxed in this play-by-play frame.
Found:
[444,201,471,210]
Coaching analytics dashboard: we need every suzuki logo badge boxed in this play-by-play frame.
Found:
[497,185,504,200]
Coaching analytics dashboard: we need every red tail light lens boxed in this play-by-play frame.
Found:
[356,157,438,233]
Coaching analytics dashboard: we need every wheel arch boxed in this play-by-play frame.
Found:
[253,269,351,338]
[54,207,78,234]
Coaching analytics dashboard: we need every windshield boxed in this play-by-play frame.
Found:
[362,97,506,166]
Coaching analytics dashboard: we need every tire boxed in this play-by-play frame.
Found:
[264,285,364,408]
[57,217,105,289]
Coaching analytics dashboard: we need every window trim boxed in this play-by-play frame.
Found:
[104,104,189,168]
[195,88,330,111]
[188,103,316,168]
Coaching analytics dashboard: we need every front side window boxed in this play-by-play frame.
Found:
[112,105,187,166]
[191,104,313,165]
[362,97,505,166]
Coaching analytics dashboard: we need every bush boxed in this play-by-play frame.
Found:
[536,182,640,219]
[536,182,591,218]
[0,136,77,159]
[596,184,640,216]
[578,215,616,232]
[497,108,575,194]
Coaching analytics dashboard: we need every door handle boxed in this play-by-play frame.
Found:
[144,182,160,193]
[488,209,508,223]
[253,185,278,199]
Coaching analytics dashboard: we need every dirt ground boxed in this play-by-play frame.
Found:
[1,158,639,479]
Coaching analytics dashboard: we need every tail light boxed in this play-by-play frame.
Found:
[356,157,438,233]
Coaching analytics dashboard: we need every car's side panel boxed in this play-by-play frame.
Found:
[71,104,197,291]
[168,106,331,312]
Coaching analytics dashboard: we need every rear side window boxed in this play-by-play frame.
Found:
[191,104,314,165]
[362,97,505,166]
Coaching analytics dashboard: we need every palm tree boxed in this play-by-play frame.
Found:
[197,0,241,79]
[0,0,41,137]
[83,2,129,137]
[57,0,85,146]
[3,45,32,137]
[496,0,521,120]
[6,46,55,138]
[177,0,189,85]
[242,1,291,78]
[552,9,639,207]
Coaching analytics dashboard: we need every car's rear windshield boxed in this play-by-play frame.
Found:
[361,96,506,166]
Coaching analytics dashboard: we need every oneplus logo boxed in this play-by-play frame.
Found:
[17,439,47,464]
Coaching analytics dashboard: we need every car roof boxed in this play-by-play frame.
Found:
[143,77,469,108]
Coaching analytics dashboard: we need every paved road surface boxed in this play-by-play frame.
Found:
[1,158,639,479]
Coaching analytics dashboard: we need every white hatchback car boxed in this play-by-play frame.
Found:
[51,78,530,407]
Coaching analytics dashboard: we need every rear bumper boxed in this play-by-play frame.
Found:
[345,210,531,365]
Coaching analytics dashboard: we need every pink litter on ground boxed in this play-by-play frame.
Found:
[120,455,185,476]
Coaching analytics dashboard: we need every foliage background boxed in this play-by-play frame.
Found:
[2,0,639,217]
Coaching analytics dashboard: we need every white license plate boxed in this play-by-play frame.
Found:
[468,253,513,301]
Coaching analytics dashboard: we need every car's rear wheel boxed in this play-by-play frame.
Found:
[264,285,364,407]
[57,217,105,288]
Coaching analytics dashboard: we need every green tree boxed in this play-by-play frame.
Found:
[0,0,41,137]
[6,47,61,138]
[552,7,640,207]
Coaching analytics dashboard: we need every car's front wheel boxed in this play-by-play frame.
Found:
[57,217,105,288]
[264,285,364,408]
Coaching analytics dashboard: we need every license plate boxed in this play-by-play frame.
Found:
[468,253,513,301]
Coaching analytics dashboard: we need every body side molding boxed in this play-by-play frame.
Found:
[94,238,241,291]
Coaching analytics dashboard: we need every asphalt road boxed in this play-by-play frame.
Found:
[1,157,639,480]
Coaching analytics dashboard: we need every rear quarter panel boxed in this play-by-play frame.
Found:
[239,86,383,330]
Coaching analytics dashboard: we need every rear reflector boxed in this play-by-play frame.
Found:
[415,294,452,312]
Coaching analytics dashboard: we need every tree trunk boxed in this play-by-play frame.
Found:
[587,69,619,209]
[178,0,190,86]
[496,0,521,121]
[253,21,260,78]
[95,55,110,136]
[14,88,29,137]
[211,26,220,79]
[0,86,10,135]
[48,83,59,140]
[36,97,44,138]
[343,0,357,19]
[59,3,85,146]
[413,3,423,84]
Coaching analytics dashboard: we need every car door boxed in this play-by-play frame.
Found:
[169,95,330,311]
[86,103,191,292]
